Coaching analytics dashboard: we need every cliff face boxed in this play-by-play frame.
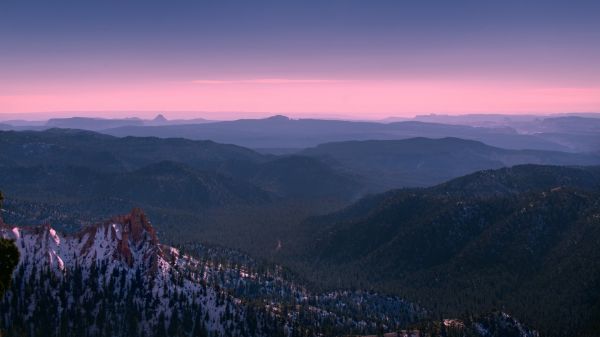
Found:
[1,208,165,275]
[75,207,162,269]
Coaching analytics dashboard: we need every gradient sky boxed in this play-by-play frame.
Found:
[1,0,600,119]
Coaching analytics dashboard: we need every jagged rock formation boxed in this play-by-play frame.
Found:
[0,208,424,337]
[0,208,280,337]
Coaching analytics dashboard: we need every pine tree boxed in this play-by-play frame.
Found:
[156,312,169,337]
[193,309,209,337]
[0,238,19,296]
[168,309,181,336]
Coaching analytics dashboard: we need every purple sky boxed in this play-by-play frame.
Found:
[1,0,599,119]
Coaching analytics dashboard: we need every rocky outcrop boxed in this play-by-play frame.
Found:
[112,208,163,272]
[0,208,249,337]
[111,207,158,245]
[1,208,166,275]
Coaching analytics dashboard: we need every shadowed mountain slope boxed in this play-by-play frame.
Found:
[289,165,600,337]
[300,138,600,190]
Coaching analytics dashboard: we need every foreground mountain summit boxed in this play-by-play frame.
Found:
[0,208,262,336]
[0,208,541,337]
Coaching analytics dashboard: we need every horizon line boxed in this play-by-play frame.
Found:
[1,111,600,123]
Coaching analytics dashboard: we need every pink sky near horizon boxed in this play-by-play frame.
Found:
[3,1,600,121]
[2,78,599,120]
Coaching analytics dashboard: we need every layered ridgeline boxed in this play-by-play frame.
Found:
[1,129,597,242]
[2,129,598,203]
[90,115,588,152]
[0,129,360,249]
[291,165,600,337]
[4,114,599,152]
[0,128,358,199]
[0,209,540,337]
[300,138,600,191]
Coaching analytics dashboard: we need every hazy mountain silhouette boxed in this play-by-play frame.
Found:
[3,114,599,152]
[46,117,145,130]
[0,128,264,172]
[0,129,363,234]
[100,115,572,151]
[300,137,600,191]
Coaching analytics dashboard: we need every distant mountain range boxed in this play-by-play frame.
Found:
[411,112,600,126]
[288,165,600,337]
[0,114,213,131]
[45,114,214,129]
[99,115,574,152]
[2,114,600,152]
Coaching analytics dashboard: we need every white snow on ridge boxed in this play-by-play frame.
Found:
[0,215,249,337]
[112,223,122,240]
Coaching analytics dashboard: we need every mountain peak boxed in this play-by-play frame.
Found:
[79,207,162,268]
[0,208,164,271]
[0,209,254,336]
[109,207,157,245]
[265,114,290,121]
[153,114,168,122]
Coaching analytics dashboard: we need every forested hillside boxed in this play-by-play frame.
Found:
[288,165,600,337]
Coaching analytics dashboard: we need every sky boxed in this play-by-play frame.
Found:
[1,0,600,120]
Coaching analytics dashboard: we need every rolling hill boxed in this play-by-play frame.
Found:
[0,128,265,172]
[0,129,363,252]
[300,138,600,191]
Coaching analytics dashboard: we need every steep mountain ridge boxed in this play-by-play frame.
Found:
[3,208,162,274]
[0,208,279,336]
[289,165,600,336]
[0,209,539,337]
